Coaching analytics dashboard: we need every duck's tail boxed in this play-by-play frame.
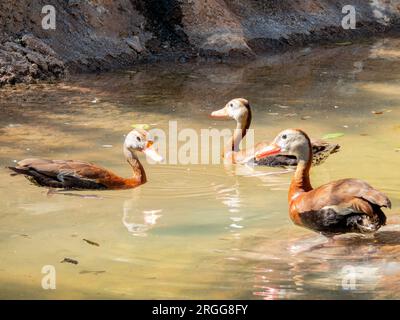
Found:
[330,144,341,154]
[7,166,27,176]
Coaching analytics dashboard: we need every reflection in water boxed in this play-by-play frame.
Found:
[0,37,399,299]
[122,197,162,237]
[240,227,400,299]
[215,180,244,240]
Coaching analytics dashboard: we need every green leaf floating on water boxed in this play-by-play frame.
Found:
[322,132,345,140]
[335,42,352,46]
[131,123,150,130]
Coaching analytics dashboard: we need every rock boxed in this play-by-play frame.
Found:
[0,35,66,87]
[21,34,58,58]
[200,32,255,57]
[1,0,400,86]
[180,0,400,57]
[68,0,80,7]
[125,36,145,53]
[146,38,162,54]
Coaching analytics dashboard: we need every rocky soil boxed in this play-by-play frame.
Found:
[1,0,400,86]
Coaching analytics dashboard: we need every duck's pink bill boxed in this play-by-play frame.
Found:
[255,144,281,160]
[144,147,164,162]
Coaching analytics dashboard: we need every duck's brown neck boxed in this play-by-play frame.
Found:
[225,110,252,155]
[289,142,313,200]
[124,149,147,185]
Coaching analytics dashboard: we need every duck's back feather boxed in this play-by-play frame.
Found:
[9,159,110,189]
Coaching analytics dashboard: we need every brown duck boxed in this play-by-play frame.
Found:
[255,129,391,236]
[210,98,340,166]
[8,129,163,190]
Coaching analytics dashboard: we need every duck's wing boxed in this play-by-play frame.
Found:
[311,178,390,209]
[9,159,109,189]
[294,178,390,233]
[311,139,340,154]
[310,139,340,166]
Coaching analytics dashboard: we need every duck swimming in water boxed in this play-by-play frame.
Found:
[210,98,340,166]
[255,129,391,236]
[8,129,163,190]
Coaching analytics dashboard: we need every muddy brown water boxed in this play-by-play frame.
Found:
[0,38,399,299]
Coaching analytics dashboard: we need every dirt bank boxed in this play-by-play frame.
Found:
[1,0,400,86]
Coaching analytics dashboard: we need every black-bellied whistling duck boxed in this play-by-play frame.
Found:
[210,98,340,166]
[8,129,163,190]
[255,129,391,236]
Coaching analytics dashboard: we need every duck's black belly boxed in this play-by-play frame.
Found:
[254,155,298,167]
[298,208,382,236]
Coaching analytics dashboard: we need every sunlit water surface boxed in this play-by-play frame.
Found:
[0,38,399,299]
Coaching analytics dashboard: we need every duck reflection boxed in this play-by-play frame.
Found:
[247,226,400,299]
[122,193,162,237]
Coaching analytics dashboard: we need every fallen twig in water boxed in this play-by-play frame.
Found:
[60,257,79,265]
[83,239,100,247]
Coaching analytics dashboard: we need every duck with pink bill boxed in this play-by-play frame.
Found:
[255,128,391,237]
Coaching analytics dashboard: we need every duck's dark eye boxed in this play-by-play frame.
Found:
[229,103,233,107]
[136,136,141,142]
[282,134,287,140]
